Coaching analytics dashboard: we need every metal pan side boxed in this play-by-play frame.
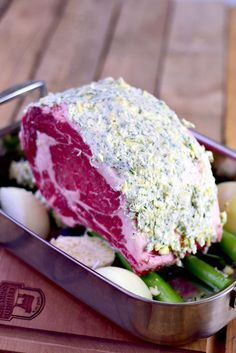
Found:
[0,208,235,346]
[0,121,235,345]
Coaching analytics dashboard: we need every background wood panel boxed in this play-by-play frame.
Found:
[100,0,169,93]
[14,0,120,122]
[225,8,236,353]
[0,0,11,19]
[34,0,120,92]
[225,8,236,148]
[0,0,66,128]
[159,0,226,141]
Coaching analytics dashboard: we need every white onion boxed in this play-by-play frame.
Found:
[0,187,50,238]
[96,266,152,299]
[217,182,236,211]
[217,182,236,234]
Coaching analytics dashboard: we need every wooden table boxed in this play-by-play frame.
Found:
[0,0,235,352]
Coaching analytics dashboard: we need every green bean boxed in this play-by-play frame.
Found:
[197,253,226,269]
[116,252,133,271]
[220,230,236,262]
[142,272,183,303]
[116,253,183,302]
[184,255,233,291]
[87,230,101,238]
[3,134,20,150]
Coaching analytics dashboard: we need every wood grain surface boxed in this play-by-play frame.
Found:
[34,0,119,91]
[100,0,169,93]
[0,248,205,353]
[0,0,65,128]
[226,320,236,353]
[14,0,121,122]
[225,7,236,353]
[225,8,236,149]
[0,0,235,352]
[160,0,226,141]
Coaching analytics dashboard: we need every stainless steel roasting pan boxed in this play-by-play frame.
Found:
[0,81,235,346]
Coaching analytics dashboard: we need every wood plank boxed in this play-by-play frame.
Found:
[100,0,169,93]
[0,248,136,343]
[159,0,226,141]
[182,340,207,352]
[0,0,12,20]
[13,0,120,123]
[31,0,119,92]
[206,329,226,353]
[0,248,205,352]
[225,8,236,148]
[0,0,66,129]
[226,320,236,353]
[0,325,202,353]
[0,1,229,352]
[225,8,236,353]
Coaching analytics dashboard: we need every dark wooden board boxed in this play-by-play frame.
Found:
[0,247,206,353]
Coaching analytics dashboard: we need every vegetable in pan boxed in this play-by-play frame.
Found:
[116,252,183,302]
[142,272,183,303]
[183,255,233,291]
[20,78,223,275]
[96,266,152,300]
[51,234,115,269]
[1,79,235,303]
[218,181,236,234]
[0,186,50,238]
[220,230,236,263]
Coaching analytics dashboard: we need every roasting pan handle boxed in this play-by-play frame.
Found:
[0,80,47,105]
[230,285,236,308]
[0,80,47,135]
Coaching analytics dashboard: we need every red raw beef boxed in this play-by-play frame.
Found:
[20,104,178,274]
[20,78,222,275]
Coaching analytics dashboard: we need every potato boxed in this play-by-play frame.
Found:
[218,182,236,211]
[96,266,152,299]
[217,182,236,234]
[0,187,50,238]
[223,193,236,235]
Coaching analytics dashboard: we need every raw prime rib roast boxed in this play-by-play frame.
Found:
[20,78,223,275]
